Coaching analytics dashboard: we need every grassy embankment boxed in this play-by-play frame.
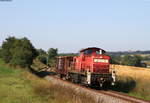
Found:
[111,65,150,100]
[0,60,96,103]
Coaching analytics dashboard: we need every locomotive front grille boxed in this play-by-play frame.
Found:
[93,64,109,73]
[93,69,108,73]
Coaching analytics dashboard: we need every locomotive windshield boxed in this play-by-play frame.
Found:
[84,49,93,55]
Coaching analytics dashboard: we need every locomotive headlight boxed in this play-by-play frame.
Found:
[94,59,98,62]
[98,59,108,63]
[94,59,108,63]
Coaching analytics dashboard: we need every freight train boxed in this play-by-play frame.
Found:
[56,47,115,87]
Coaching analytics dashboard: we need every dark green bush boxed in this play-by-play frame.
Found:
[121,55,142,67]
[1,36,37,68]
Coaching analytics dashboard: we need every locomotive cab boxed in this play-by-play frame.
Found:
[74,47,115,87]
[74,47,110,73]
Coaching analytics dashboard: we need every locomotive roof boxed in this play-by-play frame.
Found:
[80,47,106,53]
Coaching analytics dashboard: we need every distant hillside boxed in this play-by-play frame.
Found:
[108,50,150,56]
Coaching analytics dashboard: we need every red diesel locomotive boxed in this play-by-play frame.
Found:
[56,47,115,87]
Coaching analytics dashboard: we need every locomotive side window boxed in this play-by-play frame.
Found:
[84,49,93,55]
[96,51,100,55]
[96,50,103,55]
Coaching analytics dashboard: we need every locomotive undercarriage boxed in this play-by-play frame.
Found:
[59,71,115,88]
[90,73,113,88]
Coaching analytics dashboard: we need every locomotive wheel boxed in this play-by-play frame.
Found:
[57,74,62,78]
[65,74,70,80]
[58,74,65,80]
[69,73,80,83]
[102,81,111,90]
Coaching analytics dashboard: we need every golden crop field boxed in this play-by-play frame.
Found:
[110,65,150,81]
[110,64,150,100]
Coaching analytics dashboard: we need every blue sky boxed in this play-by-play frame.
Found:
[0,0,150,53]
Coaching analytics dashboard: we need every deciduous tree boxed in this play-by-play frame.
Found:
[1,36,37,68]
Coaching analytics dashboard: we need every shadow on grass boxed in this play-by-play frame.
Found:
[110,76,136,93]
[29,68,56,78]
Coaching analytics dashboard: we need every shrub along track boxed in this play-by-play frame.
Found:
[45,76,150,103]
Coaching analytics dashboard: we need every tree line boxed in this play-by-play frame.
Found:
[108,51,150,56]
[0,36,58,68]
[110,55,146,67]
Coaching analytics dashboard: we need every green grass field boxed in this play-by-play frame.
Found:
[0,60,96,103]
[0,60,35,103]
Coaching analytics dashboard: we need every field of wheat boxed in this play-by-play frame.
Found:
[111,65,150,81]
[110,65,150,100]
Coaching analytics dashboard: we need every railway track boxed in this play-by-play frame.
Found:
[99,90,149,103]
[45,75,149,103]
